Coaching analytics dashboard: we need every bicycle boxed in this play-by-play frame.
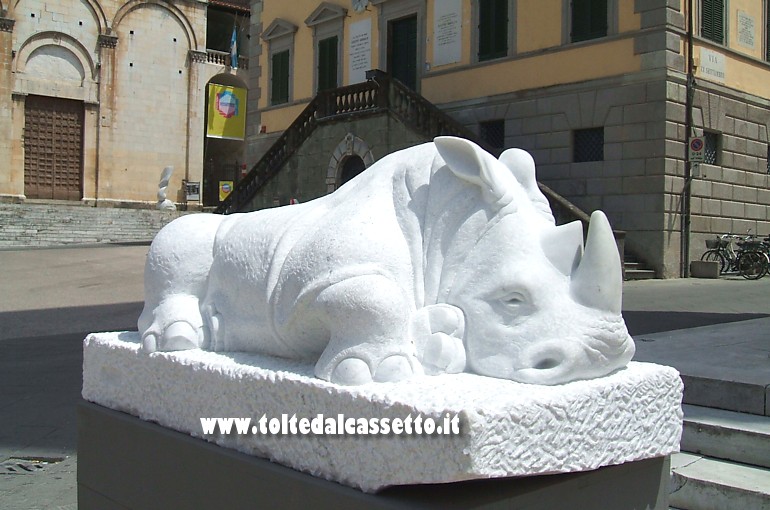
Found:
[701,233,770,279]
[735,236,770,280]
[701,234,741,274]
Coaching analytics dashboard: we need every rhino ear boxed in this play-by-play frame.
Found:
[499,148,555,223]
[434,136,512,207]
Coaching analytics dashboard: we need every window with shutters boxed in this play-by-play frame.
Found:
[262,19,297,106]
[271,50,290,105]
[571,0,608,43]
[701,0,725,44]
[766,1,770,61]
[318,36,338,91]
[478,0,509,61]
[305,4,345,93]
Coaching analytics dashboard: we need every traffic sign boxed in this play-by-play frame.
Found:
[689,137,705,163]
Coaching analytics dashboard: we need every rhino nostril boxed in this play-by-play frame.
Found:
[533,358,560,370]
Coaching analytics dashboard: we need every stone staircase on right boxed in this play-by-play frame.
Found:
[670,404,770,509]
[624,253,657,280]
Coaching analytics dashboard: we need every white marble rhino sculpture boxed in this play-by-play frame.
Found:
[139,137,635,385]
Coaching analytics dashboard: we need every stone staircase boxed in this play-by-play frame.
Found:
[670,405,770,509]
[0,201,189,248]
[624,253,657,280]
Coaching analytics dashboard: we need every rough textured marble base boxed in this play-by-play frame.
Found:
[82,332,683,493]
[78,401,673,510]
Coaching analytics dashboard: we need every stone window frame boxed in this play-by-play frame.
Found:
[372,0,426,92]
[471,0,517,63]
[561,0,619,45]
[764,0,770,61]
[305,3,347,93]
[703,129,720,165]
[573,127,605,162]
[262,18,298,106]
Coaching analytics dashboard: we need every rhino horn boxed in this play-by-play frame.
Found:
[540,220,583,276]
[570,211,622,314]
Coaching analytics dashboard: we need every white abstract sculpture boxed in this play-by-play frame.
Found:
[156,166,176,211]
[138,137,635,385]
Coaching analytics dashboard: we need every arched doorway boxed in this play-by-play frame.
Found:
[326,133,375,193]
[340,155,366,185]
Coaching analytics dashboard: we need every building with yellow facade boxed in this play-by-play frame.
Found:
[242,0,770,278]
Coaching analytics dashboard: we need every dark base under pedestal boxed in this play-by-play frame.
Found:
[78,401,671,509]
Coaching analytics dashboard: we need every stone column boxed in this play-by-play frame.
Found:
[95,34,118,204]
[186,50,207,210]
[0,18,20,199]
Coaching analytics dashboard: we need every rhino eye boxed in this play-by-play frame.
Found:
[501,292,528,307]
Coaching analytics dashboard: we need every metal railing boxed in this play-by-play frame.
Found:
[215,70,602,241]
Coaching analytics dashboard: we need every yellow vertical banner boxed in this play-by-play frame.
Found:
[207,84,247,140]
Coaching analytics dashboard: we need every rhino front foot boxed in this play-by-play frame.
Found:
[329,353,420,385]
[411,304,466,375]
[140,295,206,353]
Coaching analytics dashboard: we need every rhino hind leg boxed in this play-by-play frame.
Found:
[139,214,225,353]
[313,275,423,385]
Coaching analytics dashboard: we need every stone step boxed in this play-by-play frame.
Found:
[682,404,770,469]
[0,203,190,247]
[624,268,657,280]
[670,452,770,510]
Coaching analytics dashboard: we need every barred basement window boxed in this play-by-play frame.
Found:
[573,127,604,162]
[703,131,719,165]
[571,0,608,43]
[701,0,725,45]
[478,0,509,61]
[480,120,505,150]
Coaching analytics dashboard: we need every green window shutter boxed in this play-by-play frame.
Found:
[478,0,508,61]
[571,0,608,43]
[701,0,724,44]
[765,1,770,60]
[271,50,290,105]
[318,36,338,91]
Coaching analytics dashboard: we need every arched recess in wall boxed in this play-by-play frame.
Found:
[326,133,375,193]
[203,73,249,208]
[14,33,97,201]
[113,0,197,50]
[15,31,96,83]
[9,0,107,30]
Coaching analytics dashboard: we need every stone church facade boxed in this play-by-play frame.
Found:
[0,0,254,207]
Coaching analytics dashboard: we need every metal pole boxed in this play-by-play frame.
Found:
[682,0,695,277]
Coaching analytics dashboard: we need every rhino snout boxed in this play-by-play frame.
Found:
[511,341,575,385]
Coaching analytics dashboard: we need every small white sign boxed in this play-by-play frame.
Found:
[433,0,462,67]
[737,11,755,49]
[689,136,705,163]
[349,19,372,84]
[699,48,725,83]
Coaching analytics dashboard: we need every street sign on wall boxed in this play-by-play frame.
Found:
[689,136,705,163]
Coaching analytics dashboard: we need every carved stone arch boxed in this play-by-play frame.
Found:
[326,133,375,192]
[113,0,197,50]
[14,31,96,81]
[80,0,110,35]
